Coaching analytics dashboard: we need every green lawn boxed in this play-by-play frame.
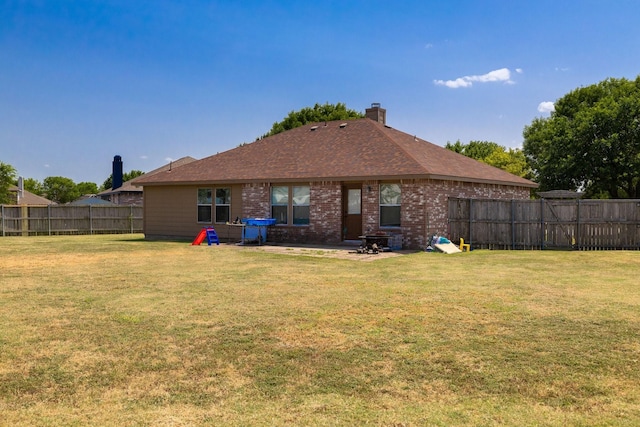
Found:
[1,235,639,426]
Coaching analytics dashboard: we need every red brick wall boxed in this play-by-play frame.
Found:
[110,192,143,206]
[362,180,380,235]
[238,180,531,249]
[404,179,530,249]
[242,184,270,218]
[308,182,342,243]
[253,182,343,244]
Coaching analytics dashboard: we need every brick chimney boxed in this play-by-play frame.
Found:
[112,155,123,190]
[365,103,386,125]
[17,177,24,203]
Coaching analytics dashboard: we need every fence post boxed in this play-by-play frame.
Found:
[89,205,93,235]
[21,205,28,236]
[576,199,581,250]
[540,198,545,250]
[48,204,51,236]
[511,199,515,250]
[1,205,4,237]
[468,198,473,248]
[130,205,134,234]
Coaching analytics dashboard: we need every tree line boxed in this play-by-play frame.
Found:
[3,76,639,204]
[0,164,143,205]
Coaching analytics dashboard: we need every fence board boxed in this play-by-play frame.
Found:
[0,205,143,236]
[449,198,640,250]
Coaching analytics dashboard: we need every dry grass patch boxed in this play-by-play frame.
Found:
[1,235,640,426]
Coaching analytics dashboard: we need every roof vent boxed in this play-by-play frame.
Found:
[339,123,347,128]
[310,125,318,131]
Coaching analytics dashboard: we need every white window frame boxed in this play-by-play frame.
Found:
[379,183,401,227]
[292,186,310,225]
[271,185,311,225]
[214,188,231,224]
[271,186,289,225]
[197,188,212,223]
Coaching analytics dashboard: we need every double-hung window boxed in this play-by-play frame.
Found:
[292,186,310,225]
[271,186,289,224]
[198,187,231,223]
[197,188,212,223]
[271,185,310,225]
[379,183,401,227]
[215,188,231,223]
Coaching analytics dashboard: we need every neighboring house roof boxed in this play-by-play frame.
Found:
[100,156,198,195]
[98,179,141,196]
[7,185,55,205]
[135,119,537,188]
[69,196,117,206]
[98,179,142,196]
[537,190,584,199]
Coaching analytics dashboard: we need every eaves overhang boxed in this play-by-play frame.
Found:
[132,173,538,188]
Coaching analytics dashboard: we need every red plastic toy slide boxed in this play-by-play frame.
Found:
[191,228,207,245]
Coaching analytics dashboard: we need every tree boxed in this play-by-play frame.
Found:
[260,102,364,138]
[523,76,640,198]
[446,140,502,160]
[484,148,531,178]
[76,181,99,195]
[445,140,533,179]
[101,170,144,191]
[43,176,79,204]
[23,178,44,196]
[0,161,17,204]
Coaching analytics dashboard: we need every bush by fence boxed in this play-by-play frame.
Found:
[449,198,640,250]
[0,205,143,236]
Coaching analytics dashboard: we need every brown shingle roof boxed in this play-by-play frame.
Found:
[135,119,537,188]
[8,185,55,205]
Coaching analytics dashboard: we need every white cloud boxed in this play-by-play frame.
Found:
[425,43,434,49]
[537,101,555,113]
[434,77,473,88]
[468,68,511,83]
[515,68,523,74]
[140,155,148,160]
[434,67,517,88]
[165,157,175,162]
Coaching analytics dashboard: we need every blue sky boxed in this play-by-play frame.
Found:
[2,1,640,185]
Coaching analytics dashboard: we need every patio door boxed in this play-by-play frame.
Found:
[342,184,362,240]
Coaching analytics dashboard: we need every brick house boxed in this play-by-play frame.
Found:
[134,105,537,249]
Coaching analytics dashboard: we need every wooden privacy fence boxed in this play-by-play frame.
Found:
[0,205,143,236]
[448,198,640,250]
